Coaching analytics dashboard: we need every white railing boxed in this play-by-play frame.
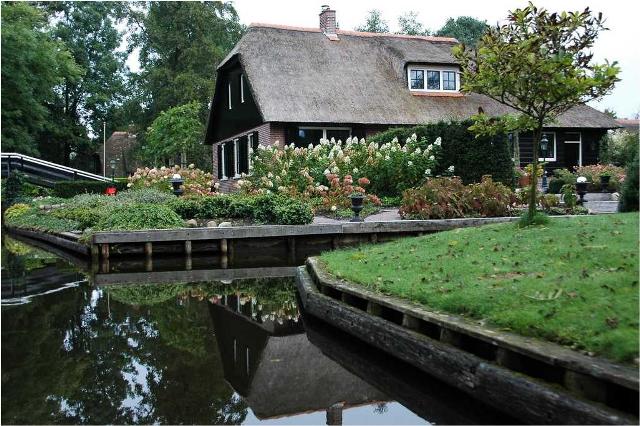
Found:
[1,152,110,182]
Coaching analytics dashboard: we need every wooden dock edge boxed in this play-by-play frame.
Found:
[5,226,89,256]
[296,260,638,424]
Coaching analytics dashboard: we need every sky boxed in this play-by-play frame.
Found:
[227,0,640,119]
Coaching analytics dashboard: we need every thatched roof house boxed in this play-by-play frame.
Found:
[204,6,618,190]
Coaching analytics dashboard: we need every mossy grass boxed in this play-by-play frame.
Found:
[319,213,639,363]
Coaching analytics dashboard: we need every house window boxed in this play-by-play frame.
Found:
[240,74,245,103]
[408,66,460,93]
[296,127,352,147]
[427,71,440,90]
[233,138,240,177]
[538,132,556,162]
[224,140,235,178]
[443,71,456,90]
[228,83,232,110]
[410,70,424,89]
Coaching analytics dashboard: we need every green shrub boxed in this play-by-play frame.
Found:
[547,177,565,194]
[51,207,103,230]
[400,176,515,219]
[94,204,184,231]
[4,203,31,220]
[1,172,28,206]
[368,120,514,186]
[600,129,638,167]
[619,151,639,212]
[168,197,203,219]
[52,180,126,198]
[115,188,175,205]
[253,195,313,225]
[517,210,549,227]
[197,196,233,219]
[4,209,80,232]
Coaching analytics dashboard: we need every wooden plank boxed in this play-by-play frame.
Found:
[296,267,635,425]
[6,227,89,255]
[306,258,638,391]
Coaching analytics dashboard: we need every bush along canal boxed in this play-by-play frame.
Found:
[298,214,639,424]
[2,234,520,425]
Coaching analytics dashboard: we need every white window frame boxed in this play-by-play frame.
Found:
[298,126,352,142]
[233,138,240,178]
[228,83,232,110]
[247,133,253,171]
[407,65,461,93]
[563,131,582,167]
[220,143,227,180]
[538,131,557,162]
[240,74,245,103]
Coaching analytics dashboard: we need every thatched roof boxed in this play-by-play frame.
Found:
[219,24,618,129]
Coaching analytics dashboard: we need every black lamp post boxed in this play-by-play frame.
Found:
[109,159,117,183]
[540,134,549,192]
[170,173,184,196]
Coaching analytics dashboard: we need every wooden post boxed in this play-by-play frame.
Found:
[366,301,382,316]
[185,254,192,271]
[369,233,378,243]
[101,243,110,260]
[287,237,296,263]
[220,238,228,254]
[326,402,344,425]
[184,240,192,255]
[144,242,153,272]
[100,259,110,274]
[91,245,100,272]
[402,313,421,331]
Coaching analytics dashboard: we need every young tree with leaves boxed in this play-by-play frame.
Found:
[454,2,619,224]
[397,11,428,36]
[355,9,389,33]
[144,102,208,169]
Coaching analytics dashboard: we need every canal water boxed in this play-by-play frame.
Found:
[1,235,513,425]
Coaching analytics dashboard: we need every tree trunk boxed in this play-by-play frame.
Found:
[528,126,543,219]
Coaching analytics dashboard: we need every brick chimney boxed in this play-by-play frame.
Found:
[319,5,339,40]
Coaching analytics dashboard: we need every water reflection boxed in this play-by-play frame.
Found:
[2,235,509,425]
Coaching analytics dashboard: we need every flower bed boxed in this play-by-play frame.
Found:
[128,165,217,196]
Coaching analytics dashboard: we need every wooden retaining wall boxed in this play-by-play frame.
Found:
[297,258,639,425]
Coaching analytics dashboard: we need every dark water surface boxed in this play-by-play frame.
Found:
[1,235,511,425]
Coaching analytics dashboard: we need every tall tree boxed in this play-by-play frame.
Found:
[454,2,619,223]
[144,102,208,169]
[436,16,487,46]
[355,9,389,33]
[37,2,130,166]
[138,2,244,127]
[397,11,429,36]
[1,2,81,155]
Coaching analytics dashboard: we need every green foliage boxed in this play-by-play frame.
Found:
[253,195,314,225]
[51,207,102,230]
[1,2,81,155]
[355,9,389,33]
[52,180,127,198]
[321,214,639,363]
[397,11,428,36]
[600,129,638,167]
[1,172,28,206]
[4,208,81,233]
[136,2,244,135]
[94,204,184,232]
[144,102,209,169]
[401,176,515,219]
[518,209,550,227]
[560,184,578,209]
[436,16,487,46]
[4,203,32,220]
[454,2,620,220]
[37,2,130,167]
[368,121,514,186]
[619,151,639,212]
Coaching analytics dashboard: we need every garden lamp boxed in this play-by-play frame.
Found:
[170,173,184,196]
[109,158,117,183]
[540,134,549,192]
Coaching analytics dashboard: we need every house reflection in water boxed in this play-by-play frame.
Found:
[208,292,387,423]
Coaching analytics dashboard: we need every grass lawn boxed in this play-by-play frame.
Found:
[319,213,639,364]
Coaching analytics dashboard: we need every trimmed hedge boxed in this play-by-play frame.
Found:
[168,193,314,225]
[368,120,514,186]
[52,180,127,198]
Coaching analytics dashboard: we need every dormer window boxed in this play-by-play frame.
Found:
[408,66,460,93]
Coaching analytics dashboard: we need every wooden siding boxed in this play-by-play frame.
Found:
[207,59,264,143]
[518,128,606,170]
